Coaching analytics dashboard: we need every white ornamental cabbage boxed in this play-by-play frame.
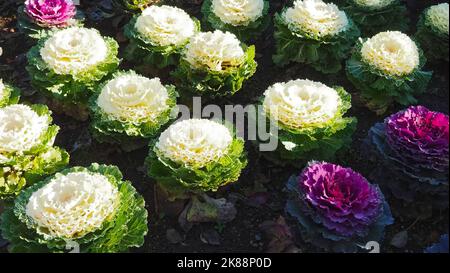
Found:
[156,119,233,167]
[26,171,119,239]
[40,27,108,75]
[426,3,449,35]
[352,0,395,9]
[135,5,197,47]
[360,31,420,76]
[96,73,170,122]
[283,0,349,37]
[212,0,265,26]
[263,79,341,130]
[183,30,245,71]
[0,104,50,154]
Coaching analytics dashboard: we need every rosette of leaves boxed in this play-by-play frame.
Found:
[89,70,178,150]
[273,0,360,74]
[112,0,161,12]
[415,3,449,62]
[0,80,20,108]
[172,30,257,97]
[340,0,409,36]
[286,162,394,252]
[0,104,69,200]
[124,5,201,69]
[146,119,247,200]
[201,0,271,42]
[0,164,148,252]
[26,27,120,113]
[346,31,432,115]
[365,106,449,210]
[255,79,357,165]
[17,0,85,40]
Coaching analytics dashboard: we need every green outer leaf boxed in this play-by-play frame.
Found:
[171,45,257,97]
[345,39,433,114]
[88,70,179,144]
[415,8,449,62]
[257,87,357,163]
[341,0,409,36]
[145,130,248,199]
[272,11,360,74]
[124,16,201,68]
[112,0,159,12]
[17,5,85,40]
[0,163,148,253]
[1,104,69,199]
[201,0,271,42]
[26,31,120,105]
[0,83,21,108]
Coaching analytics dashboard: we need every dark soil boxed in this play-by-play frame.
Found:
[0,0,448,253]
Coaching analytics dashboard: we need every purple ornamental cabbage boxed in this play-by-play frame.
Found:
[366,106,449,210]
[299,162,383,237]
[25,0,76,27]
[385,106,449,172]
[286,162,393,252]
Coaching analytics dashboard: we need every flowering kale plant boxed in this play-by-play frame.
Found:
[26,27,119,117]
[146,119,247,200]
[172,30,257,97]
[201,0,270,42]
[365,106,449,209]
[112,0,161,12]
[257,79,357,164]
[89,70,178,149]
[346,31,432,114]
[273,0,360,73]
[0,164,148,252]
[18,0,83,39]
[124,5,200,69]
[415,3,449,62]
[0,104,69,199]
[286,162,393,252]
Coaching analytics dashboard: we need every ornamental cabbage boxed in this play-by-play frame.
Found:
[0,80,20,108]
[415,3,449,62]
[286,162,393,252]
[361,31,419,76]
[201,0,270,42]
[283,0,349,38]
[25,0,76,27]
[27,27,119,109]
[172,30,257,97]
[365,106,449,209]
[346,31,432,115]
[0,104,69,199]
[0,164,148,252]
[146,119,247,200]
[273,0,360,73]
[341,0,409,36]
[112,0,161,12]
[89,70,178,148]
[257,79,357,164]
[18,0,84,39]
[124,5,200,68]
